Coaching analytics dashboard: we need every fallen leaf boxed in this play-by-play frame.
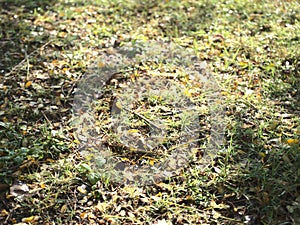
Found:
[1,209,9,216]
[61,204,67,213]
[22,216,39,223]
[77,184,87,194]
[95,202,108,212]
[80,212,87,219]
[39,183,46,189]
[25,81,32,88]
[212,210,221,219]
[153,219,173,225]
[10,183,29,197]
[287,139,299,145]
[128,212,135,218]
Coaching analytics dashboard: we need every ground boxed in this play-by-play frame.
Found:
[0,0,299,224]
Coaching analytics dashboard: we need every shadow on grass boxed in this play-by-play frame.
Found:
[0,0,55,73]
[220,96,300,224]
[0,0,70,185]
[268,57,300,115]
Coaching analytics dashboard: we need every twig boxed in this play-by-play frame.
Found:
[0,159,32,173]
[42,111,53,129]
[123,107,163,130]
[237,98,258,110]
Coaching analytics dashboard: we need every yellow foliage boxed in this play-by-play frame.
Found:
[22,216,39,223]
[25,81,32,88]
[286,139,299,145]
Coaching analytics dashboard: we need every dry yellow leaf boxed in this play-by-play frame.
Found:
[95,202,108,212]
[149,158,155,166]
[239,61,249,67]
[115,101,123,109]
[98,61,105,68]
[1,209,9,216]
[183,88,192,97]
[287,139,299,145]
[127,129,140,134]
[212,210,222,219]
[88,213,96,220]
[22,215,39,223]
[60,204,67,213]
[80,212,87,219]
[25,81,32,88]
[58,31,67,38]
[77,185,87,194]
[128,212,135,218]
[46,158,55,163]
[73,139,80,144]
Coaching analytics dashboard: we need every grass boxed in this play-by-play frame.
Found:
[0,0,300,224]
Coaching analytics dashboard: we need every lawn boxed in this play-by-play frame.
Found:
[0,0,299,224]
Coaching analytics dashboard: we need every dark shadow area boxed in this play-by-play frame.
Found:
[268,57,300,115]
[0,0,71,190]
[0,0,56,73]
[126,0,216,35]
[216,101,300,224]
